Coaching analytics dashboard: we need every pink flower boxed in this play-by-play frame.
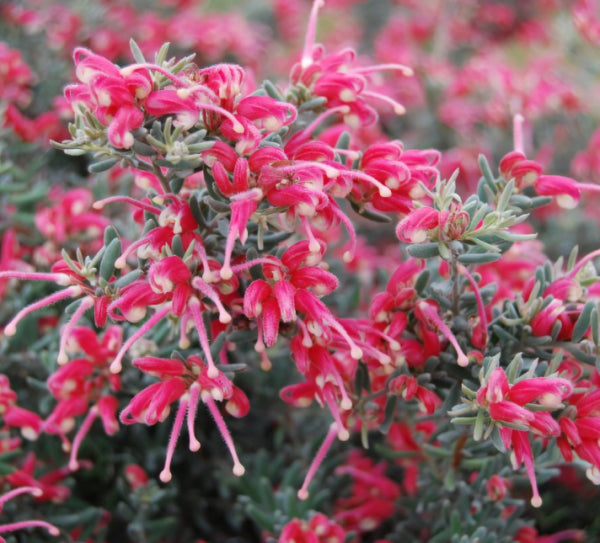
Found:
[476,367,574,506]
[120,354,249,481]
[278,513,346,543]
[65,47,152,148]
[334,450,400,534]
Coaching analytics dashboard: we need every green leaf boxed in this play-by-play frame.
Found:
[99,238,122,281]
[572,301,596,342]
[155,42,170,65]
[298,97,328,111]
[209,331,227,359]
[478,154,496,185]
[415,269,431,294]
[171,234,184,258]
[379,395,397,434]
[169,177,185,194]
[457,252,501,264]
[348,200,392,222]
[113,269,143,289]
[129,38,146,63]
[0,463,15,475]
[407,242,440,259]
[88,157,118,173]
[103,225,119,246]
[263,79,284,101]
[592,306,599,346]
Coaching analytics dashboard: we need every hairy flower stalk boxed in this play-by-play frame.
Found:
[0,487,60,540]
[4,286,82,337]
[298,422,338,500]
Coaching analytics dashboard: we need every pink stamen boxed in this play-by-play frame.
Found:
[179,314,192,349]
[522,450,542,508]
[110,306,171,373]
[160,396,189,483]
[69,406,98,471]
[303,105,352,135]
[326,366,352,410]
[0,271,71,284]
[302,0,325,68]
[296,318,314,348]
[0,486,43,507]
[576,181,600,194]
[352,63,414,77]
[361,90,406,115]
[203,395,245,476]
[183,84,220,103]
[297,422,338,500]
[322,315,363,360]
[335,466,384,485]
[272,163,336,185]
[198,103,244,134]
[220,233,238,282]
[253,321,273,371]
[4,286,81,337]
[328,203,357,262]
[57,296,94,364]
[351,322,400,350]
[0,520,60,537]
[194,244,213,281]
[322,387,349,440]
[513,113,525,154]
[343,169,393,197]
[332,148,360,160]
[350,339,390,365]
[418,302,469,367]
[567,247,600,279]
[114,237,148,269]
[189,299,219,378]
[191,277,231,323]
[93,196,162,214]
[460,266,488,334]
[186,384,201,451]
[300,216,322,254]
[120,62,189,87]
[230,258,283,275]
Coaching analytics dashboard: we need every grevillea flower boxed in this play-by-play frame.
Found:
[65,47,152,148]
[243,240,338,349]
[500,115,600,209]
[46,326,122,470]
[289,0,412,127]
[388,375,441,415]
[334,450,400,534]
[476,367,573,506]
[0,42,34,106]
[278,513,346,543]
[557,383,600,485]
[120,354,249,482]
[6,452,71,503]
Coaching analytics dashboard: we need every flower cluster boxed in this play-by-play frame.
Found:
[2,0,600,541]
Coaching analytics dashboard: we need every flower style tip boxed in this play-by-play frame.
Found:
[220,266,233,280]
[159,468,172,483]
